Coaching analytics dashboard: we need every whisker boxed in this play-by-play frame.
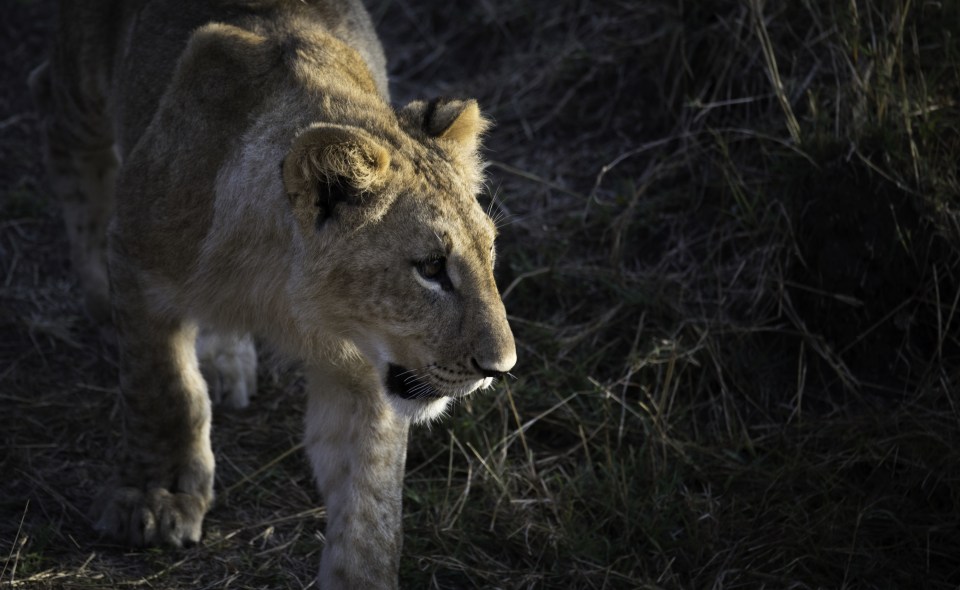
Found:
[402,372,426,384]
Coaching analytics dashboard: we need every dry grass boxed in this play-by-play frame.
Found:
[3,0,960,588]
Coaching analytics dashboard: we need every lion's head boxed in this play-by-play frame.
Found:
[282,97,516,421]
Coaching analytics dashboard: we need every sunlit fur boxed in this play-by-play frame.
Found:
[32,1,516,589]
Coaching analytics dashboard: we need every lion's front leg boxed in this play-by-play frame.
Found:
[305,360,410,590]
[92,256,214,547]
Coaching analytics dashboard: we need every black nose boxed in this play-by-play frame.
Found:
[471,358,505,380]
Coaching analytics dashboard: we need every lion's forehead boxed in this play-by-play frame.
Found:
[413,192,496,254]
[378,135,497,262]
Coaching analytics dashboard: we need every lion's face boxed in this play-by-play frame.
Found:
[283,98,516,419]
[340,187,515,408]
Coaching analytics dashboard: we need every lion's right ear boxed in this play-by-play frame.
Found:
[282,124,393,229]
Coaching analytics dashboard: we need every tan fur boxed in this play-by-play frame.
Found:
[32,1,516,588]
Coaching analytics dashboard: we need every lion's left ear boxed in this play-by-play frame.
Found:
[400,98,491,158]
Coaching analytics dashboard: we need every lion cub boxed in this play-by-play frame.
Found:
[31,1,515,587]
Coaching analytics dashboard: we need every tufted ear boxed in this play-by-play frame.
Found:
[400,97,490,158]
[282,123,393,229]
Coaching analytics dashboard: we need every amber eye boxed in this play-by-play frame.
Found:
[417,256,445,280]
[416,256,452,290]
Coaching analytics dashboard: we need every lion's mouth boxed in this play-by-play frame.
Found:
[386,364,444,400]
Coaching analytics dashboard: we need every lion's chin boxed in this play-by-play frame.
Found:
[382,364,450,424]
[386,392,451,424]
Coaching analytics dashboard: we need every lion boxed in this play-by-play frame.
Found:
[30,1,516,587]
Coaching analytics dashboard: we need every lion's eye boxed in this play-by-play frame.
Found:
[417,256,445,280]
[416,256,452,290]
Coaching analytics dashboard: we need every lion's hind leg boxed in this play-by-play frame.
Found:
[29,59,117,321]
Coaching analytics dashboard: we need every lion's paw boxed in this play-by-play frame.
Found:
[93,487,209,548]
[197,331,257,409]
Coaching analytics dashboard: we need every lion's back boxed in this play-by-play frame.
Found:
[51,0,387,155]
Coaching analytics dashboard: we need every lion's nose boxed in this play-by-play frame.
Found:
[471,354,516,380]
